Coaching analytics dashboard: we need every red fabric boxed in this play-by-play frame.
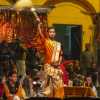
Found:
[62,60,73,66]
[60,60,73,85]
[0,84,4,97]
[60,63,69,85]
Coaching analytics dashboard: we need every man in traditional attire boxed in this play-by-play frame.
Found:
[37,24,64,98]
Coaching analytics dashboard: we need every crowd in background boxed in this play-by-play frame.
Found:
[0,38,99,99]
[0,38,44,99]
[0,9,99,100]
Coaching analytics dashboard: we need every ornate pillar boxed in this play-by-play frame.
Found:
[93,13,100,67]
[92,13,100,85]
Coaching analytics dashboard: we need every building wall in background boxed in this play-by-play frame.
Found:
[0,0,99,50]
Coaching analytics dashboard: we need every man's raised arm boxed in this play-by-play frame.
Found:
[30,8,45,40]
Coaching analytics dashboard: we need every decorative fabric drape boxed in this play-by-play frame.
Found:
[0,8,48,50]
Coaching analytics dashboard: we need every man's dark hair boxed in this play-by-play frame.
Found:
[47,26,55,32]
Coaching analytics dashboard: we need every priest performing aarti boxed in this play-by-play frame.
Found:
[34,12,64,98]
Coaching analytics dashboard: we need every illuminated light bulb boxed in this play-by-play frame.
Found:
[30,7,36,12]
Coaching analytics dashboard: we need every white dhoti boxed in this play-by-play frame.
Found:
[43,64,64,98]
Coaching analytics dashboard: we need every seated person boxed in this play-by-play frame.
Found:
[73,60,82,75]
[84,75,97,97]
[73,74,84,86]
[3,71,26,100]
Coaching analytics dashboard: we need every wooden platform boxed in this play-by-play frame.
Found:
[26,97,100,100]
